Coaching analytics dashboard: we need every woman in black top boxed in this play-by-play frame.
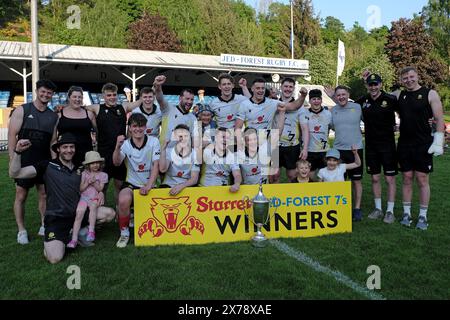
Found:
[55,86,97,167]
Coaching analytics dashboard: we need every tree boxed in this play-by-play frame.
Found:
[292,0,321,57]
[422,0,450,64]
[321,16,345,45]
[127,12,181,52]
[385,17,447,88]
[303,44,335,86]
[39,0,129,48]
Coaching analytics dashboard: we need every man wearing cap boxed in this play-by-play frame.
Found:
[356,73,399,224]
[9,133,115,264]
[299,89,332,180]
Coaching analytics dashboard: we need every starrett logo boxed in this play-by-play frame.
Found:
[138,196,205,238]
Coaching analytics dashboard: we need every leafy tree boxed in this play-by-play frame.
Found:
[39,0,128,48]
[385,17,447,88]
[303,44,335,86]
[292,0,321,57]
[127,12,181,52]
[422,0,450,64]
[321,16,345,45]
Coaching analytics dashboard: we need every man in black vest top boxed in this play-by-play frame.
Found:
[8,80,58,245]
[86,83,142,205]
[393,66,445,230]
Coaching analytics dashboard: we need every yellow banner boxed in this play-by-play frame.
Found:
[134,182,352,246]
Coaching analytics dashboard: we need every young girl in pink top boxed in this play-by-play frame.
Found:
[67,151,108,248]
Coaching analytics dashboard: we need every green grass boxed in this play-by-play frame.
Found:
[1,151,450,300]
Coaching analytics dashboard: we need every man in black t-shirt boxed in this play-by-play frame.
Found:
[357,74,398,224]
[9,133,115,264]
[392,66,445,230]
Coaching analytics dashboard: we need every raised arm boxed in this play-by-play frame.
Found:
[158,141,170,173]
[238,78,252,98]
[112,135,126,166]
[9,139,37,179]
[345,145,361,170]
[153,75,169,112]
[285,87,308,111]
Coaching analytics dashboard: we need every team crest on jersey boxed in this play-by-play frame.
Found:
[138,196,204,238]
[418,94,423,100]
[117,110,121,116]
[381,101,388,108]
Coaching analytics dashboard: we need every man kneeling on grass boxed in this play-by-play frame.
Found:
[9,133,115,264]
[113,113,161,248]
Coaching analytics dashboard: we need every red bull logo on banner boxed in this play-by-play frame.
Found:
[138,196,205,239]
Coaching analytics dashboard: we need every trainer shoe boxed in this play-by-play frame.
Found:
[116,235,129,248]
[416,216,428,231]
[17,230,29,245]
[383,211,395,224]
[86,231,96,242]
[38,225,45,236]
[400,213,412,227]
[368,208,383,220]
[67,239,78,249]
[352,208,362,222]
[78,227,95,247]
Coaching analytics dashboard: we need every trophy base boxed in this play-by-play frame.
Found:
[251,233,268,248]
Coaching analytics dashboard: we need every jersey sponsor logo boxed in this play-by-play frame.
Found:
[314,125,321,132]
[257,116,264,123]
[227,114,233,121]
[146,128,153,134]
[138,196,204,238]
[138,164,145,171]
[177,171,183,177]
[215,171,225,177]
[251,167,258,173]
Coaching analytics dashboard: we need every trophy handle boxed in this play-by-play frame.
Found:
[242,195,256,226]
[267,196,279,224]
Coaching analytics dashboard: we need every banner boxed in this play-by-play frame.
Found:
[134,182,352,246]
[220,54,309,70]
[337,39,346,77]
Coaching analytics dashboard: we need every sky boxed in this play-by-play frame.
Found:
[246,0,428,30]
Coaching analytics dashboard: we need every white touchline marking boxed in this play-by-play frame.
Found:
[270,239,386,300]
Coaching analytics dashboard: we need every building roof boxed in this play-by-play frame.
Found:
[0,41,309,76]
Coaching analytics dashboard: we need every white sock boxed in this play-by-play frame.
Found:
[386,202,395,213]
[419,206,428,219]
[374,198,382,210]
[403,202,411,215]
[120,227,130,237]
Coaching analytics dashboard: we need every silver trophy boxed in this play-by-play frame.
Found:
[243,181,276,248]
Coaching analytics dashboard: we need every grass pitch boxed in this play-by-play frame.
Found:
[0,151,449,300]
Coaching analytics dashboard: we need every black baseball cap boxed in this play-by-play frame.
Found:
[367,74,382,85]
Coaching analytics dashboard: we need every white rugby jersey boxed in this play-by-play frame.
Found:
[199,147,240,187]
[131,104,162,137]
[279,109,301,147]
[236,97,280,130]
[160,103,198,145]
[238,142,271,185]
[119,136,161,187]
[210,94,248,129]
[162,147,201,187]
[300,107,332,152]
